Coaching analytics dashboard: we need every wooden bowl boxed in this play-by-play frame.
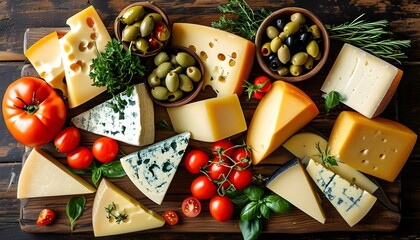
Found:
[144,45,205,108]
[114,2,171,58]
[255,7,330,82]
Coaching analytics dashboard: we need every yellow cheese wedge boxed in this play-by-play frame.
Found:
[25,31,67,96]
[329,111,417,182]
[59,6,110,108]
[171,23,255,96]
[283,132,378,194]
[17,148,96,198]
[167,94,247,142]
[92,179,165,237]
[266,158,326,224]
[246,81,319,164]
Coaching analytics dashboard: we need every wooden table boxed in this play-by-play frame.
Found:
[0,0,419,239]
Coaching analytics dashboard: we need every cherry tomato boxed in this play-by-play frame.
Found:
[67,146,94,170]
[191,175,217,200]
[163,210,179,225]
[211,139,235,159]
[36,209,55,226]
[153,22,170,41]
[92,137,119,163]
[184,149,209,174]
[206,156,231,181]
[54,126,80,153]
[209,195,234,222]
[254,76,272,93]
[181,196,201,218]
[232,147,252,169]
[252,90,265,100]
[228,168,253,190]
[148,36,163,50]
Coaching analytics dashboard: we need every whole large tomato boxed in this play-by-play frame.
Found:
[2,77,66,147]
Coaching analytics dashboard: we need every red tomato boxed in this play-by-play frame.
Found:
[191,175,217,200]
[163,210,179,225]
[184,149,209,174]
[2,77,66,147]
[67,146,94,170]
[153,22,170,41]
[36,209,55,226]
[211,139,235,159]
[232,147,252,169]
[254,76,272,93]
[54,126,80,153]
[92,137,119,163]
[228,168,253,190]
[209,196,234,222]
[206,157,231,181]
[252,90,265,100]
[181,197,201,217]
[148,36,163,50]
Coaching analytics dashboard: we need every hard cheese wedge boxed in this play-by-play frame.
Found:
[266,158,326,224]
[306,159,377,227]
[59,6,110,108]
[24,31,67,96]
[120,132,191,205]
[17,148,95,198]
[167,94,247,142]
[321,43,403,118]
[283,132,378,194]
[246,81,319,165]
[92,178,165,237]
[171,23,255,96]
[71,83,154,146]
[329,111,417,182]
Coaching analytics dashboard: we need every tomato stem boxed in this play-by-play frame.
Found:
[14,91,39,114]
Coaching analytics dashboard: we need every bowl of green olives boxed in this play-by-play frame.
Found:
[144,45,205,107]
[114,2,171,57]
[255,7,330,82]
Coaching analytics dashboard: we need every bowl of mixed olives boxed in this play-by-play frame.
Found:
[145,45,205,107]
[255,7,330,82]
[114,2,171,57]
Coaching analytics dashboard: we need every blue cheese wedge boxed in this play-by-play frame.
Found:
[120,132,191,205]
[71,83,154,146]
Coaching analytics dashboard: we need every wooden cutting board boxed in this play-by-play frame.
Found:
[19,28,401,234]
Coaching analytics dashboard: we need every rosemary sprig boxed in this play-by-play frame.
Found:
[105,202,128,224]
[315,142,338,168]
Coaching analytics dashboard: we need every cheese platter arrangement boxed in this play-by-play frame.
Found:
[3,0,415,238]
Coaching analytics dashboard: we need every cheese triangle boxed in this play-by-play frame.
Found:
[92,178,165,237]
[17,148,96,198]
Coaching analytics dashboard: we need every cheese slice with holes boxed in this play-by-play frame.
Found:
[59,6,110,108]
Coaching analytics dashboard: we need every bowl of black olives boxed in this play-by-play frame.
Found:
[114,2,171,57]
[255,7,330,82]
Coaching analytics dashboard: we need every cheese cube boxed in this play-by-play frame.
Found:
[246,81,319,165]
[171,23,255,96]
[167,94,247,142]
[321,43,403,118]
[329,111,417,182]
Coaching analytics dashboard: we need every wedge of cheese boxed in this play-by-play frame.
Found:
[17,148,95,198]
[321,43,403,118]
[171,23,255,96]
[71,83,154,146]
[266,158,326,224]
[246,81,319,165]
[329,111,417,182]
[59,6,110,108]
[167,94,247,142]
[25,31,67,96]
[92,178,165,237]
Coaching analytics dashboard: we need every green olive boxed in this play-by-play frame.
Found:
[261,42,272,57]
[147,72,161,87]
[277,66,289,76]
[170,54,179,66]
[139,15,155,37]
[290,12,306,25]
[122,25,140,42]
[155,62,172,78]
[176,52,196,68]
[168,89,184,102]
[309,25,321,39]
[279,31,288,41]
[314,50,322,60]
[266,26,280,40]
[306,40,319,58]
[144,13,163,23]
[154,52,170,66]
[277,44,291,64]
[121,6,145,25]
[304,55,315,70]
[186,66,202,82]
[151,86,169,100]
[289,65,303,76]
[291,52,309,66]
[283,21,300,35]
[270,36,282,53]
[165,72,180,93]
[134,37,148,53]
[171,66,184,74]
[179,74,194,92]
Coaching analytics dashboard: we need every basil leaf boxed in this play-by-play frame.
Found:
[239,217,263,240]
[325,91,345,112]
[264,195,292,214]
[66,196,86,231]
[100,161,126,178]
[240,201,260,221]
[244,185,264,202]
[92,168,103,187]
[226,189,249,206]
[260,203,271,219]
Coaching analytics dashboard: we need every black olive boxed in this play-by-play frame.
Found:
[299,32,312,45]
[269,56,282,71]
[285,34,297,48]
[268,53,277,62]
[295,40,306,53]
[275,18,288,31]
[299,24,309,34]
